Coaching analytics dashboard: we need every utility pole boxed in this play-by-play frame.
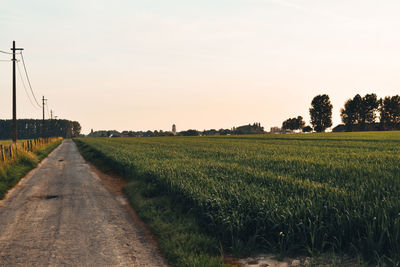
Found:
[11,41,23,143]
[42,96,47,137]
[50,110,53,120]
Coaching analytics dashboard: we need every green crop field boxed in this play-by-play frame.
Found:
[76,132,400,265]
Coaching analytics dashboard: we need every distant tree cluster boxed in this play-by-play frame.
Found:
[282,92,400,134]
[202,129,218,136]
[178,129,200,136]
[282,116,305,131]
[201,128,232,136]
[380,95,400,129]
[282,94,333,133]
[340,94,400,131]
[340,94,379,131]
[233,123,264,135]
[0,119,81,139]
[178,123,263,136]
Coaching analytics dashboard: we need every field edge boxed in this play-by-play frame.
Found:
[74,138,227,267]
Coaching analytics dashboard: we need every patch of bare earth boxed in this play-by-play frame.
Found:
[225,254,308,267]
[225,253,358,267]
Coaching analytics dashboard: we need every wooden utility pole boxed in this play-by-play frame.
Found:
[50,110,53,120]
[11,41,24,143]
[42,96,47,137]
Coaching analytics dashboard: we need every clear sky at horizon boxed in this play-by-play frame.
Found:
[1,0,399,134]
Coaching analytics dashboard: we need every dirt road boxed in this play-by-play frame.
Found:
[0,140,166,266]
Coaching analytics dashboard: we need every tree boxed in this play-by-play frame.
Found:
[302,125,313,132]
[309,94,332,132]
[341,93,380,131]
[379,95,400,129]
[340,94,362,131]
[71,121,82,137]
[296,116,306,130]
[360,93,379,129]
[282,116,305,131]
[282,119,292,130]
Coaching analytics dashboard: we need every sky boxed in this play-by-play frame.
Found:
[0,0,399,134]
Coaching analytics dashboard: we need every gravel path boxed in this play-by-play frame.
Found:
[0,139,166,266]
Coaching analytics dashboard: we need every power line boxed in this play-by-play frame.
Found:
[16,61,40,110]
[19,52,42,108]
[17,61,37,109]
[0,50,13,55]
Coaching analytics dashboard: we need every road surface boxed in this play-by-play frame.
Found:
[0,140,166,266]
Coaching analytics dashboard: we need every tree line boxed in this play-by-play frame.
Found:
[0,119,81,139]
[88,123,264,138]
[341,94,400,131]
[282,93,400,132]
[180,123,264,136]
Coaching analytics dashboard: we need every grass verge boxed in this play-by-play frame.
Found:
[0,139,62,199]
[74,139,226,267]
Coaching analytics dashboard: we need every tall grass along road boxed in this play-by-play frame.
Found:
[0,140,166,266]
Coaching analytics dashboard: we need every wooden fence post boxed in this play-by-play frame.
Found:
[9,145,13,160]
[0,145,4,162]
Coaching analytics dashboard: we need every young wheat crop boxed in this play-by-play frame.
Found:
[76,132,400,262]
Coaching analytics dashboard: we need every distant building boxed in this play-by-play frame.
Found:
[269,127,292,134]
[270,127,281,134]
[172,124,177,135]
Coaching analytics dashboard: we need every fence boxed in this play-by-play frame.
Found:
[0,137,62,164]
